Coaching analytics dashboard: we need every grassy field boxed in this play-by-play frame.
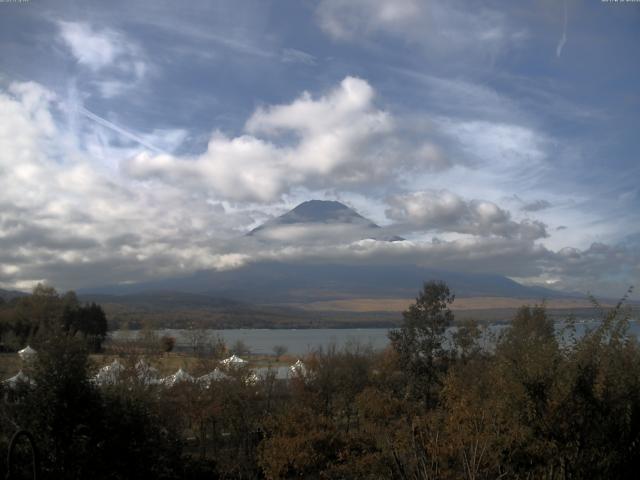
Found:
[285,296,611,313]
[101,296,621,330]
[0,354,21,380]
[272,296,630,324]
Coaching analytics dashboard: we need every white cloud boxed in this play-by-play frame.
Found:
[246,76,391,175]
[393,71,524,123]
[280,48,317,65]
[57,21,147,98]
[437,120,547,171]
[224,236,553,280]
[521,199,552,212]
[388,70,558,210]
[249,223,375,245]
[519,242,640,296]
[0,81,249,289]
[386,190,548,240]
[124,76,440,202]
[317,0,419,40]
[315,0,526,60]
[392,74,606,257]
[58,21,123,71]
[223,233,639,297]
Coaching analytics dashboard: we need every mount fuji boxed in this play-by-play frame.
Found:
[247,200,404,243]
[82,200,561,302]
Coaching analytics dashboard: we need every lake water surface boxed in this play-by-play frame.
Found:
[111,328,391,355]
[111,320,640,355]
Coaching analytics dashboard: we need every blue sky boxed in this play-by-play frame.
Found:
[0,0,638,297]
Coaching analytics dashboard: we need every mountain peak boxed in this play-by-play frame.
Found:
[293,199,350,213]
[248,200,375,235]
[248,199,403,241]
[283,200,370,225]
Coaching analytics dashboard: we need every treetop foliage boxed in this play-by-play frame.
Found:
[0,283,108,352]
[388,280,455,406]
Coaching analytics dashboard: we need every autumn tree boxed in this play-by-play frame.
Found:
[160,335,176,353]
[452,318,483,362]
[273,344,287,360]
[14,332,101,477]
[1,285,108,352]
[10,284,63,345]
[545,291,640,478]
[388,280,455,406]
[231,339,250,356]
[62,301,108,352]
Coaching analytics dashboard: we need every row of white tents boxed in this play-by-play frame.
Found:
[91,357,307,387]
[4,352,307,389]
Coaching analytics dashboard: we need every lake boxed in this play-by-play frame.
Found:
[110,319,640,355]
[111,328,391,355]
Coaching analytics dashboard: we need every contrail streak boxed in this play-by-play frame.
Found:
[78,106,167,154]
[556,0,568,58]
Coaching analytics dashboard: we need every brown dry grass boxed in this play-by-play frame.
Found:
[290,296,601,313]
[0,353,21,379]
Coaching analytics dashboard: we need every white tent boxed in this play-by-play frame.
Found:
[107,359,125,373]
[245,372,259,385]
[163,368,194,387]
[221,354,247,366]
[290,359,307,376]
[93,359,125,386]
[18,345,37,361]
[3,371,34,388]
[197,368,227,387]
[135,359,160,383]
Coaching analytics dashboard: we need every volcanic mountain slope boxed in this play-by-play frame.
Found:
[248,200,404,242]
[251,200,375,230]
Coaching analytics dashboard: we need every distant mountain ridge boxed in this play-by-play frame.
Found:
[0,288,27,301]
[81,262,566,302]
[80,290,242,310]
